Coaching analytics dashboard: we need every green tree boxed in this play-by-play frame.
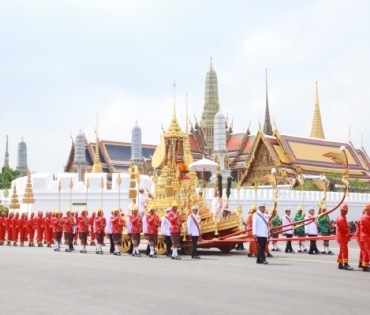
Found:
[293,181,321,192]
[0,167,21,189]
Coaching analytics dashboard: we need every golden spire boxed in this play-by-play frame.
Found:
[310,82,325,139]
[92,112,103,173]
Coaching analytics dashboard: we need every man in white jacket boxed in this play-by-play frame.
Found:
[187,205,202,259]
[253,202,270,265]
[161,208,172,257]
[282,209,295,253]
[305,208,319,254]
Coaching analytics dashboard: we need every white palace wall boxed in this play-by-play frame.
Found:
[0,173,368,222]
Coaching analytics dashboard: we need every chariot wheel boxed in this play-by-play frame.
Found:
[119,235,131,253]
[155,236,167,255]
[181,245,192,255]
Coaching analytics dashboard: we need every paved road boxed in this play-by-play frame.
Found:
[0,241,367,315]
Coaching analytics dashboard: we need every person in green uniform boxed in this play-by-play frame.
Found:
[271,208,281,251]
[294,206,307,253]
[318,207,334,255]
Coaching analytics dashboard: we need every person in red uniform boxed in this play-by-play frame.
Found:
[0,211,6,245]
[27,212,36,247]
[94,208,106,255]
[129,205,142,257]
[167,201,182,260]
[52,210,63,251]
[78,208,89,253]
[355,208,366,268]
[111,208,125,256]
[6,212,14,246]
[12,212,20,246]
[89,211,96,246]
[50,212,55,245]
[44,212,52,247]
[336,204,353,270]
[63,209,74,252]
[146,208,160,258]
[73,211,79,245]
[360,204,370,272]
[36,211,44,247]
[19,213,27,247]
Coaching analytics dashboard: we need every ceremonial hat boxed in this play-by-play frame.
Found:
[285,208,291,212]
[139,187,144,191]
[191,205,199,211]
[258,202,266,208]
[251,204,257,211]
[66,208,71,213]
[172,201,178,207]
[341,204,349,211]
[166,207,172,212]
[82,207,87,212]
[364,203,370,211]
[297,206,303,211]
[132,205,139,211]
[55,210,60,214]
[113,207,119,212]
[97,206,102,211]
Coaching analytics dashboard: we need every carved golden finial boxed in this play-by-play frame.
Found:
[92,112,103,173]
[258,119,261,130]
[361,133,364,146]
[310,81,325,139]
[273,116,278,133]
[135,119,138,125]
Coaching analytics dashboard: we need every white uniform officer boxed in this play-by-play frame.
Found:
[282,208,295,253]
[187,205,202,259]
[252,202,270,265]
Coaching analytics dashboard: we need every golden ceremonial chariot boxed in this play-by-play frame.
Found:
[119,107,244,254]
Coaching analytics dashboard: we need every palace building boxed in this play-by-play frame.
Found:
[64,61,370,186]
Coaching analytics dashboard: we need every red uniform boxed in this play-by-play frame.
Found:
[336,213,351,265]
[247,212,257,256]
[52,216,63,243]
[146,213,160,235]
[62,215,74,246]
[19,214,27,245]
[35,213,44,245]
[6,213,14,243]
[356,214,365,266]
[94,215,107,245]
[78,215,89,246]
[44,214,52,245]
[111,215,125,234]
[0,211,6,244]
[12,214,20,244]
[27,213,37,246]
[360,213,370,269]
[167,211,182,233]
[89,214,96,244]
[129,214,142,234]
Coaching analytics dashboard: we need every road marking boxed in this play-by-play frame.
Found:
[274,257,357,265]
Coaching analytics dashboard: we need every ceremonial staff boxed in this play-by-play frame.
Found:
[100,177,105,209]
[117,173,122,210]
[58,181,61,211]
[69,178,73,211]
[85,178,90,207]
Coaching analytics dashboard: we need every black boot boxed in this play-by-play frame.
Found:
[363,267,370,272]
[344,264,353,271]
[338,264,344,270]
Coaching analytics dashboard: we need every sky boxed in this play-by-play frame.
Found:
[0,0,370,173]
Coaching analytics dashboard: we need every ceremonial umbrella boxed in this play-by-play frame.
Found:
[188,158,218,189]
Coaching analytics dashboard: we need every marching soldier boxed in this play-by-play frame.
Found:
[111,208,125,256]
[282,208,295,253]
[94,208,107,255]
[318,207,333,255]
[247,205,258,257]
[305,208,319,254]
[89,211,96,246]
[161,207,172,257]
[271,208,281,251]
[78,208,89,253]
[44,212,52,247]
[335,204,353,270]
[63,209,74,252]
[146,208,160,258]
[6,212,14,246]
[167,201,182,260]
[36,211,44,247]
[19,213,27,247]
[294,206,307,253]
[12,212,20,246]
[52,210,63,251]
[187,205,202,259]
[27,212,36,247]
[129,205,142,257]
[0,211,6,245]
[360,204,370,272]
